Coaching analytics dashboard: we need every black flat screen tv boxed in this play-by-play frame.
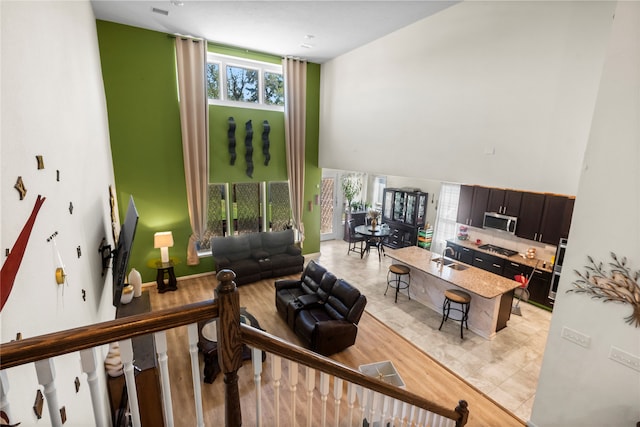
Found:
[112,195,139,306]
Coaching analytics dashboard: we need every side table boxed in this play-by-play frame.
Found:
[153,260,177,293]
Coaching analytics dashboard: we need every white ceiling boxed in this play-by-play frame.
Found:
[90,1,458,63]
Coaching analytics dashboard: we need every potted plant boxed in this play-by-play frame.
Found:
[341,174,362,215]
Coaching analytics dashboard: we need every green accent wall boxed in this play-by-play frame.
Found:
[96,20,321,283]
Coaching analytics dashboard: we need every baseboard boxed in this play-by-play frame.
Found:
[141,270,216,288]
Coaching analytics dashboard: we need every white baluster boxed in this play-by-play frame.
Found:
[252,348,263,427]
[346,382,357,427]
[358,387,368,426]
[390,399,400,426]
[187,323,204,427]
[271,355,282,427]
[319,372,329,427]
[154,331,174,426]
[0,370,11,420]
[289,360,299,426]
[118,339,141,427]
[379,395,388,426]
[367,391,377,425]
[408,405,417,426]
[79,348,106,426]
[35,358,62,427]
[417,408,426,426]
[333,377,343,427]
[305,366,315,427]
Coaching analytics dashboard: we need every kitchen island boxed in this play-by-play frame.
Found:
[386,246,523,339]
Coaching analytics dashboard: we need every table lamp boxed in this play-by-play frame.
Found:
[154,231,174,263]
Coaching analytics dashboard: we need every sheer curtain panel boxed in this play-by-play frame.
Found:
[176,37,210,265]
[283,58,307,246]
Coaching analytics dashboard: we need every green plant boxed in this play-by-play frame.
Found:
[341,174,362,212]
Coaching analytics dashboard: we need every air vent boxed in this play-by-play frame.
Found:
[152,7,169,16]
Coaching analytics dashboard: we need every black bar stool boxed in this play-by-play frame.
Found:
[438,289,471,339]
[385,264,411,303]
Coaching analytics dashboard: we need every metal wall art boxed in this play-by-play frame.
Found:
[14,177,26,200]
[228,117,236,165]
[570,252,640,327]
[245,120,254,178]
[262,120,271,166]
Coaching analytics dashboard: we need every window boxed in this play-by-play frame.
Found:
[207,53,284,111]
[432,183,461,254]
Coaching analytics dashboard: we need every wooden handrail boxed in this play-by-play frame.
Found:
[0,299,219,370]
[240,323,468,424]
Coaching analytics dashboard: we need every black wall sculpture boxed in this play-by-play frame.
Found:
[228,117,236,165]
[245,120,254,178]
[262,120,271,166]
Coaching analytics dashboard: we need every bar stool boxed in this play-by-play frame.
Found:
[438,289,471,339]
[385,264,411,303]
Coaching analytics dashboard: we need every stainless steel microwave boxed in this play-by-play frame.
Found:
[483,212,517,234]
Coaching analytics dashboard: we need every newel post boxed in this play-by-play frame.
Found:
[215,269,243,427]
[455,400,469,427]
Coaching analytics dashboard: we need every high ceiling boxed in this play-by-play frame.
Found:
[90,1,458,63]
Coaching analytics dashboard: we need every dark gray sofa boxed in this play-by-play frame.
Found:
[211,229,304,286]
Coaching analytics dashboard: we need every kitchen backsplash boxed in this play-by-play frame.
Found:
[457,224,557,263]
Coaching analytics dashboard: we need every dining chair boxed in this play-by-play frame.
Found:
[347,219,367,257]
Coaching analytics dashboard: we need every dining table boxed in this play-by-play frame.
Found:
[355,224,391,260]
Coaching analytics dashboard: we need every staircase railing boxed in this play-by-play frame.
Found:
[0,269,468,427]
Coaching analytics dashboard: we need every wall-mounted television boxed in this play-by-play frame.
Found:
[112,196,139,306]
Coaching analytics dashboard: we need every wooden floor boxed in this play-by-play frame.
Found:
[148,273,525,426]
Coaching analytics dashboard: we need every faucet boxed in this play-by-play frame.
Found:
[440,247,455,272]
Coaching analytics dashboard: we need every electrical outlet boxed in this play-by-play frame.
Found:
[561,326,591,348]
[609,346,640,372]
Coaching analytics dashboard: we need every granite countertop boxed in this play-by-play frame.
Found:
[386,246,522,299]
[447,239,553,273]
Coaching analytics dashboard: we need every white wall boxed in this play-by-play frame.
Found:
[319,1,615,196]
[1,1,114,424]
[531,2,640,426]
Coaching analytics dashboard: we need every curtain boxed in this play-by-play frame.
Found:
[433,183,461,254]
[176,38,209,265]
[283,58,307,246]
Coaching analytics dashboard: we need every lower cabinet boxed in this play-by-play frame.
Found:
[527,269,553,309]
[384,221,418,249]
[446,241,475,264]
[472,251,504,276]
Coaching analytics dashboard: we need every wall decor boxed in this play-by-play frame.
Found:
[5,249,9,257]
[1,195,46,311]
[262,120,271,166]
[0,410,20,427]
[74,377,80,393]
[570,252,640,327]
[60,406,66,424]
[228,117,236,165]
[245,120,254,178]
[14,177,26,200]
[77,246,81,258]
[36,155,44,170]
[56,170,60,182]
[82,289,86,301]
[33,389,44,419]
[69,202,73,214]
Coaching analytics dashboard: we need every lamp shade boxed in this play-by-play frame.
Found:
[154,231,174,248]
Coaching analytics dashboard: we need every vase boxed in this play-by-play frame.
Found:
[128,268,142,297]
[371,218,377,230]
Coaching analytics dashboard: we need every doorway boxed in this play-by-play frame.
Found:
[320,171,342,241]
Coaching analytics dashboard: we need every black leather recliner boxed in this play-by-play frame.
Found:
[275,260,367,355]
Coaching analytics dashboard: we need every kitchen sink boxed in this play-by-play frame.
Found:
[431,258,468,271]
[431,257,454,266]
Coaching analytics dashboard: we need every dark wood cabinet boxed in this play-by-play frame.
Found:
[488,189,522,216]
[108,293,164,427]
[456,185,489,228]
[527,269,553,309]
[502,260,533,281]
[516,192,546,241]
[472,251,504,275]
[446,241,475,265]
[382,188,427,249]
[516,193,574,245]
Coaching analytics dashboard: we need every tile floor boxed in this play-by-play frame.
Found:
[315,239,552,423]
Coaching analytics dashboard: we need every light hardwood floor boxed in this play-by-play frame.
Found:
[148,241,527,426]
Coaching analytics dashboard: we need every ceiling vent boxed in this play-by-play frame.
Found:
[152,7,169,16]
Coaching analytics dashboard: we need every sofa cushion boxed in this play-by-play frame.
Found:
[316,272,337,302]
[212,235,251,262]
[262,229,294,256]
[325,279,361,321]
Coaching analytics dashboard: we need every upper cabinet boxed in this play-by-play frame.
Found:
[487,189,522,216]
[456,185,489,228]
[457,185,575,245]
[516,192,575,244]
